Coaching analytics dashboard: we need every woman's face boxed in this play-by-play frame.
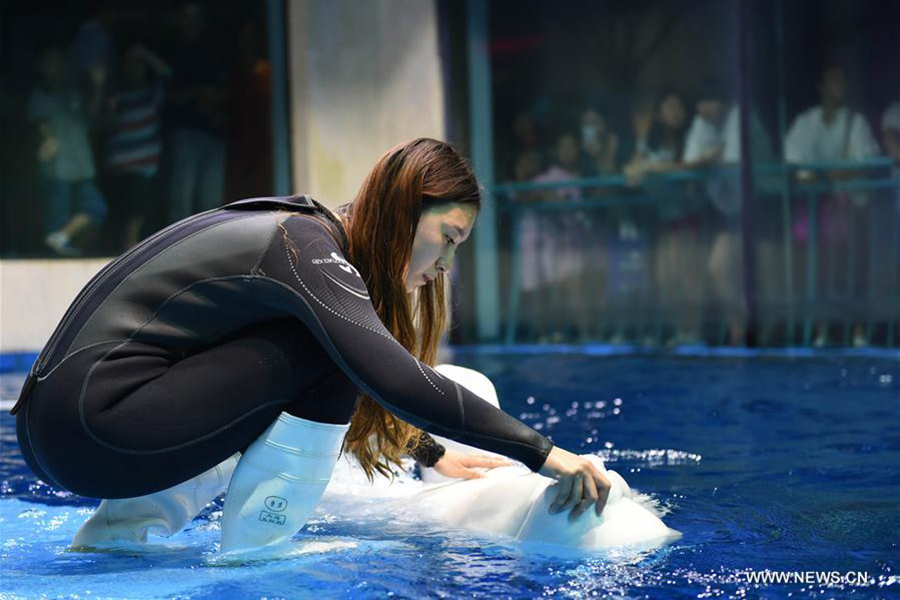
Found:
[658,94,686,129]
[405,202,477,293]
[123,46,148,86]
[556,134,579,168]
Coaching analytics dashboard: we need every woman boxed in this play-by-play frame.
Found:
[625,92,704,345]
[12,138,610,552]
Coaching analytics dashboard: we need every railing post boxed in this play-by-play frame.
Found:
[506,205,523,344]
[890,197,899,347]
[844,201,858,345]
[775,0,796,344]
[467,0,500,342]
[267,0,292,195]
[737,0,757,345]
[803,190,818,345]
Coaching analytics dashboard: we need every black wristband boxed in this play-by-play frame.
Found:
[407,432,446,468]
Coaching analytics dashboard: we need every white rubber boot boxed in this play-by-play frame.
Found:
[220,413,349,553]
[71,453,240,548]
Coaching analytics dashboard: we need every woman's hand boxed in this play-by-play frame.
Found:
[433,448,514,480]
[37,136,59,162]
[539,446,611,521]
[631,107,654,140]
[623,160,647,187]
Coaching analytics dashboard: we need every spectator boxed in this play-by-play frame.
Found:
[625,91,703,345]
[499,109,544,182]
[512,110,541,153]
[684,86,773,173]
[103,43,172,251]
[534,133,582,200]
[625,91,687,181]
[513,149,543,201]
[527,133,590,341]
[28,44,108,257]
[784,64,881,347]
[579,103,641,343]
[579,108,619,176]
[512,148,546,340]
[602,210,651,345]
[785,65,879,168]
[683,83,772,344]
[67,4,117,128]
[163,2,229,224]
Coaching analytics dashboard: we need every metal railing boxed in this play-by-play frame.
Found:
[494,158,899,348]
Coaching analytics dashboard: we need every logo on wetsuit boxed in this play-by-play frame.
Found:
[311,251,371,300]
[311,252,361,278]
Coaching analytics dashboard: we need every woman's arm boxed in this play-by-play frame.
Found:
[35,122,59,162]
[254,215,555,472]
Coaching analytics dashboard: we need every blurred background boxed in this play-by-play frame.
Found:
[0,0,898,357]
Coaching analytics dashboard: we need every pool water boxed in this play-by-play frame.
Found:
[2,353,898,599]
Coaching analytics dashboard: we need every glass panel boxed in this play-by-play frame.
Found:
[0,2,277,259]
[454,0,899,347]
[747,0,900,347]
[483,0,743,346]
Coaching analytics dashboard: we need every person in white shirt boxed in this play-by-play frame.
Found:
[625,92,703,346]
[683,92,772,211]
[784,66,879,167]
[784,65,881,347]
[682,86,773,345]
[530,133,590,342]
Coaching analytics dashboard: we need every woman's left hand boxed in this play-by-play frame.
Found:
[433,449,514,480]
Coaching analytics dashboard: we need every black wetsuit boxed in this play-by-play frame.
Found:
[12,196,553,499]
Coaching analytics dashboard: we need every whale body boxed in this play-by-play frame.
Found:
[324,364,680,552]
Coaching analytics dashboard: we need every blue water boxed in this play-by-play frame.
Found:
[2,353,898,599]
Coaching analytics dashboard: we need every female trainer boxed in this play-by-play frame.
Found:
[12,138,611,551]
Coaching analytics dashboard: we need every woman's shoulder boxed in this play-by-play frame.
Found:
[280,209,349,254]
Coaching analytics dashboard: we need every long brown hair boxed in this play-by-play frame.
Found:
[339,138,480,481]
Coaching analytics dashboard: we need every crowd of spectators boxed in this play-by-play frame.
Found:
[20,2,271,258]
[499,64,898,346]
[8,1,897,348]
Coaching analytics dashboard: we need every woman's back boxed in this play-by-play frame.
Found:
[30,197,334,381]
